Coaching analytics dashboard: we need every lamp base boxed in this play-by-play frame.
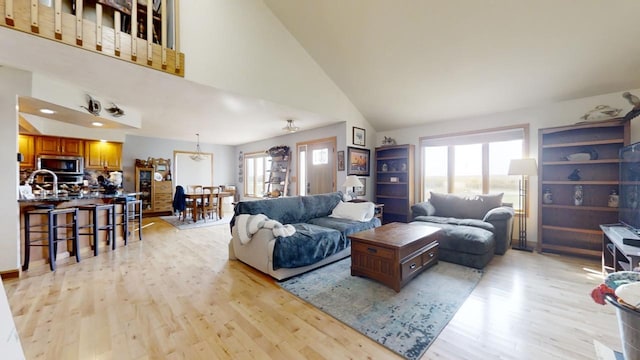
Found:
[512,245,533,252]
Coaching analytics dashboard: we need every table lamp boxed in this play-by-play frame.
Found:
[343,175,363,200]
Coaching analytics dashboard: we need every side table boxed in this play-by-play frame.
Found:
[600,224,640,274]
[374,203,384,220]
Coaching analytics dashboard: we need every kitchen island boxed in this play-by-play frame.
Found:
[18,193,140,269]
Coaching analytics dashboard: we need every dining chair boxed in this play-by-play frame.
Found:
[173,185,190,221]
[201,186,221,220]
[184,185,203,219]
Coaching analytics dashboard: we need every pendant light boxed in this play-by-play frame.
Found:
[190,133,205,161]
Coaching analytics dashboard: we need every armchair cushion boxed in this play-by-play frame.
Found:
[429,192,503,220]
[413,215,495,233]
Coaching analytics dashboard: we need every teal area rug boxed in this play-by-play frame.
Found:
[279,258,482,360]
[159,215,231,230]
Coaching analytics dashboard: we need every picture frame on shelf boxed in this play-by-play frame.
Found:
[356,177,366,196]
[352,127,366,146]
[347,146,370,176]
[337,150,345,171]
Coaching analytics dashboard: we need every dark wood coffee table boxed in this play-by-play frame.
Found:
[348,222,440,292]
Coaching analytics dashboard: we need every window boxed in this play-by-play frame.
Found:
[244,151,271,198]
[453,144,482,195]
[423,146,448,195]
[489,140,522,207]
[312,148,328,165]
[420,125,528,209]
[299,148,307,196]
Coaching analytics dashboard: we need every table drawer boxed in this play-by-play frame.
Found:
[401,252,423,280]
[422,247,438,267]
[352,242,394,260]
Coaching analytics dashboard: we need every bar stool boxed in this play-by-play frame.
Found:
[23,207,80,271]
[126,199,143,241]
[113,198,143,247]
[78,204,115,256]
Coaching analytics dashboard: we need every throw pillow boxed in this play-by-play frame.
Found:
[478,193,504,216]
[329,201,375,222]
[411,201,436,217]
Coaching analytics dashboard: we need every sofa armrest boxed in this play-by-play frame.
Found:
[230,226,277,273]
[483,206,514,222]
[411,201,436,219]
[482,206,515,255]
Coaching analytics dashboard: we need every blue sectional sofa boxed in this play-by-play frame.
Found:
[410,192,514,269]
[229,192,381,280]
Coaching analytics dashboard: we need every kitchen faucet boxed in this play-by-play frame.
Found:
[27,169,58,198]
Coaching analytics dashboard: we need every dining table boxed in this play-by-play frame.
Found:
[184,191,233,222]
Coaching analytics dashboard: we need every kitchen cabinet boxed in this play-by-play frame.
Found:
[375,144,415,223]
[35,136,83,156]
[538,119,629,258]
[19,134,35,169]
[84,141,123,170]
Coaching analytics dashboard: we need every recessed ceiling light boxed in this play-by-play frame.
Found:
[92,121,104,127]
[39,108,55,114]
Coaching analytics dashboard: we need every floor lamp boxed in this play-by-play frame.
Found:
[508,158,538,252]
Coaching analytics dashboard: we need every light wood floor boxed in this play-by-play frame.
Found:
[4,217,623,360]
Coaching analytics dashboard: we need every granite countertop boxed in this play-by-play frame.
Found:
[18,192,141,203]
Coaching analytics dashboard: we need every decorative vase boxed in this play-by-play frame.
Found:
[543,189,553,204]
[573,185,584,206]
[382,163,388,172]
[608,189,619,208]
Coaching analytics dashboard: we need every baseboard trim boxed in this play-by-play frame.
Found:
[0,269,20,280]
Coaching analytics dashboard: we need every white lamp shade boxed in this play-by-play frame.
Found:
[508,158,538,176]
[342,175,363,188]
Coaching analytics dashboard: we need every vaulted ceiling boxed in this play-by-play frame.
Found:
[263,0,640,131]
[6,1,640,145]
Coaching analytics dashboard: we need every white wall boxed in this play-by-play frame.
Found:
[181,0,366,129]
[234,122,373,200]
[31,73,141,130]
[377,88,640,245]
[122,135,235,192]
[0,67,32,272]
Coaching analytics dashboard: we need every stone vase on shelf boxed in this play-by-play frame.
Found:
[573,185,584,206]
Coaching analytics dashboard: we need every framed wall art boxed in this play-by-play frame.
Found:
[347,146,370,176]
[337,150,345,171]
[352,127,366,146]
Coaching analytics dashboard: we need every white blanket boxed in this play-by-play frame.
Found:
[235,214,296,245]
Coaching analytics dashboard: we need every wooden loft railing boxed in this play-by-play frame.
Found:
[1,0,184,76]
